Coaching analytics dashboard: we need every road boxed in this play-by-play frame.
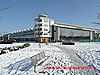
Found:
[53,45,97,75]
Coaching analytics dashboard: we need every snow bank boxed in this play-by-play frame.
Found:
[0,43,24,48]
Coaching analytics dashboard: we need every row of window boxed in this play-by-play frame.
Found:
[11,33,34,37]
[35,24,48,27]
[35,28,48,31]
[44,20,48,22]
[35,33,48,35]
[12,30,34,35]
[11,32,34,36]
[37,19,48,23]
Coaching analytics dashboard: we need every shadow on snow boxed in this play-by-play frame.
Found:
[4,57,33,74]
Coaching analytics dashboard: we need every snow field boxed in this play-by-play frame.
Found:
[0,42,99,75]
[74,42,100,74]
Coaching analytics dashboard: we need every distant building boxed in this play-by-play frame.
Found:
[6,28,34,42]
[3,14,95,42]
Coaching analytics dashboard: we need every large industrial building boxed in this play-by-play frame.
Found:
[53,23,94,42]
[2,14,95,42]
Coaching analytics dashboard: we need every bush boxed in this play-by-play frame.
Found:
[0,50,6,55]
[0,43,30,55]
[22,43,30,48]
[8,47,11,50]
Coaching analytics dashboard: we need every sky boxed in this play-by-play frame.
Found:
[0,0,100,34]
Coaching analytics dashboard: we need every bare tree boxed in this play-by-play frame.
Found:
[92,12,100,25]
[0,6,9,11]
[0,6,9,20]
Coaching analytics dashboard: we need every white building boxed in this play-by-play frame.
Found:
[34,14,54,42]
[3,14,95,43]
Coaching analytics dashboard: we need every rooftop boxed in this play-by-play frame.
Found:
[55,23,94,31]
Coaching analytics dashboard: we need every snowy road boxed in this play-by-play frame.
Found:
[54,45,96,75]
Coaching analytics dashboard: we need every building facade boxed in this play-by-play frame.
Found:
[6,28,34,42]
[52,23,94,42]
[2,14,95,42]
[34,14,54,42]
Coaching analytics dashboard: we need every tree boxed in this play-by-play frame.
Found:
[0,6,9,20]
[0,6,9,11]
[91,11,100,39]
[92,13,100,25]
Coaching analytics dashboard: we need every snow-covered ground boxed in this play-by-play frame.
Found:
[73,42,100,74]
[0,43,25,48]
[0,42,99,75]
[0,43,43,75]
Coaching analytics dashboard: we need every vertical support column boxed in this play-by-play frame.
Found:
[99,33,100,39]
[8,34,10,41]
[98,33,99,39]
[24,38,25,41]
[55,27,56,42]
[90,31,93,40]
[52,25,54,41]
[58,27,60,41]
[55,27,58,41]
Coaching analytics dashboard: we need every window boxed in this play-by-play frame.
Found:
[40,28,42,31]
[35,25,37,27]
[40,33,43,35]
[40,24,42,26]
[37,19,42,22]
[44,24,48,27]
[44,28,48,31]
[38,28,42,31]
[44,33,48,35]
[35,29,37,31]
[44,20,48,22]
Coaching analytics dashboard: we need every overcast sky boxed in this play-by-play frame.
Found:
[0,0,100,34]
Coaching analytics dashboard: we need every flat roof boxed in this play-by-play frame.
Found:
[34,17,54,21]
[55,23,94,31]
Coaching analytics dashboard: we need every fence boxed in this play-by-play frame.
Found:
[80,39,100,42]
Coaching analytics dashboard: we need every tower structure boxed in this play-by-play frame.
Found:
[34,14,54,42]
